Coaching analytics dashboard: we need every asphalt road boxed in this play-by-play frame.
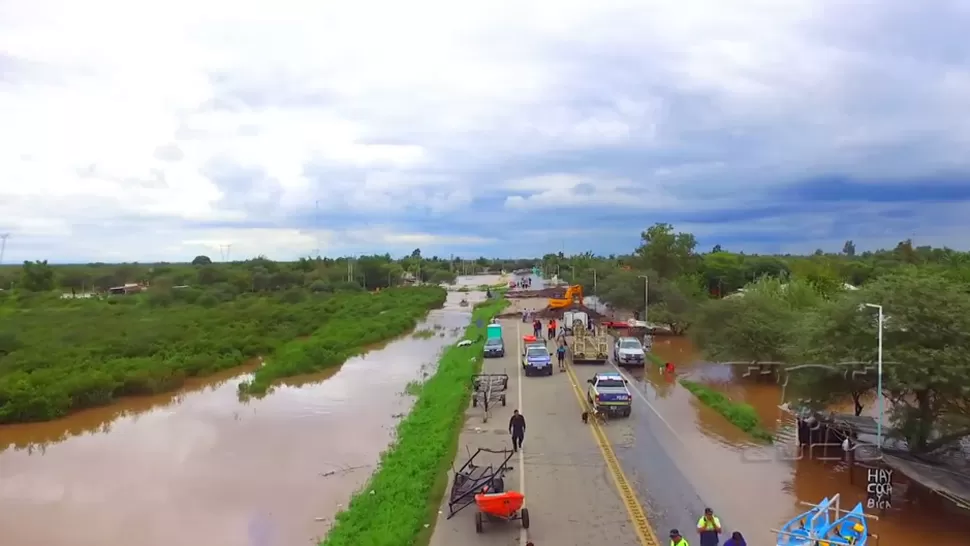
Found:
[428,300,642,546]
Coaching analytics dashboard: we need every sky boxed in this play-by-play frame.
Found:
[3,0,970,263]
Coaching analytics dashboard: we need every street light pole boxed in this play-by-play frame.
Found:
[638,275,649,324]
[593,270,597,294]
[864,303,884,447]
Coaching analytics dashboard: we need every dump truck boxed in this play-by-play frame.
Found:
[570,320,609,364]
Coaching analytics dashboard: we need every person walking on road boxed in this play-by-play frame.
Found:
[723,531,746,546]
[669,528,689,546]
[556,343,567,371]
[547,318,557,340]
[509,409,526,452]
[697,507,722,546]
[532,318,542,339]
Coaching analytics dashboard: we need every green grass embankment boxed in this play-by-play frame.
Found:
[645,352,665,367]
[1,288,446,424]
[647,352,773,443]
[238,286,447,395]
[320,298,510,546]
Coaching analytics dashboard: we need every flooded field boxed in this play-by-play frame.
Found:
[648,337,970,546]
[0,290,478,546]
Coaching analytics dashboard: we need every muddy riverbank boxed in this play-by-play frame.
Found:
[0,290,479,546]
[647,337,970,546]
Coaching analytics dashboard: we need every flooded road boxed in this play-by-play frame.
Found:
[645,337,970,546]
[0,289,479,546]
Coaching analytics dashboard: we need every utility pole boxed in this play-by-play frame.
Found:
[0,234,9,265]
[593,269,597,294]
[638,275,649,324]
[864,303,885,447]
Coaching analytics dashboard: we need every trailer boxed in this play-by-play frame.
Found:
[447,447,515,519]
[570,320,609,363]
[471,373,508,422]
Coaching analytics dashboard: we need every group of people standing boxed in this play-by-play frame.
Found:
[667,508,746,546]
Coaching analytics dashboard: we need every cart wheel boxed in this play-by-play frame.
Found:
[521,508,530,529]
[472,398,478,407]
[475,511,484,533]
[501,396,507,406]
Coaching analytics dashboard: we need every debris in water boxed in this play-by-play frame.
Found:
[320,464,373,478]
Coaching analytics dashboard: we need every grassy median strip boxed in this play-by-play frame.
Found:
[239,286,447,396]
[647,352,773,443]
[679,379,774,443]
[320,298,510,546]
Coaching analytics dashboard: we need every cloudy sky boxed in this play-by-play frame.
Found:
[3,0,970,263]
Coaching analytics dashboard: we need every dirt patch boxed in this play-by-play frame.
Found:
[533,303,606,319]
[504,287,565,299]
[496,302,607,320]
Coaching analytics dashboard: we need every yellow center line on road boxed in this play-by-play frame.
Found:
[563,360,661,546]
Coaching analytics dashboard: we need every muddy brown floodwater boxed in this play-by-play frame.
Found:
[646,337,970,546]
[0,289,482,546]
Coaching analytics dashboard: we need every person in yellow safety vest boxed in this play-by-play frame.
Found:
[669,528,689,546]
[697,507,722,546]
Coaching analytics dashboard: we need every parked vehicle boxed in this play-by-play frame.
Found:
[562,311,588,334]
[586,372,632,417]
[521,336,553,376]
[484,337,505,358]
[613,337,645,367]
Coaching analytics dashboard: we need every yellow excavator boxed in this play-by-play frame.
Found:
[547,285,583,309]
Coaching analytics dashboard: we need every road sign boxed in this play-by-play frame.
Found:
[866,467,893,510]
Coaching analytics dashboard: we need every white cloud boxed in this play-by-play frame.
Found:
[1,0,970,261]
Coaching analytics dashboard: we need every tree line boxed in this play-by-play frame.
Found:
[0,249,473,297]
[532,223,970,336]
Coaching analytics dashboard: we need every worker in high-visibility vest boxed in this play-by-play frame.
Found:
[669,528,689,546]
[697,507,722,546]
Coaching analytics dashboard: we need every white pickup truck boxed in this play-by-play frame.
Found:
[613,337,646,367]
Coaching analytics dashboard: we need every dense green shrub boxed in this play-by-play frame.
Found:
[238,286,447,395]
[0,287,445,424]
[320,298,509,546]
